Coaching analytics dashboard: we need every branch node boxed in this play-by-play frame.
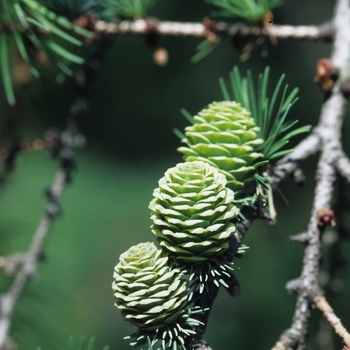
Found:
[144,18,169,66]
[307,286,324,303]
[0,254,24,276]
[315,58,339,92]
[144,17,160,48]
[45,187,57,202]
[291,168,306,186]
[317,208,336,227]
[46,202,61,219]
[273,328,302,350]
[203,17,219,44]
[23,261,36,280]
[44,128,63,159]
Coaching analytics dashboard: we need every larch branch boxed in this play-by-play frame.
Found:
[93,18,333,42]
[271,0,350,349]
[0,158,71,349]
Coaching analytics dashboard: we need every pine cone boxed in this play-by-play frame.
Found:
[149,161,239,264]
[112,242,188,331]
[178,101,264,195]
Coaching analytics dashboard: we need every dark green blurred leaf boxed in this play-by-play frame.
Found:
[0,31,15,106]
[206,0,281,22]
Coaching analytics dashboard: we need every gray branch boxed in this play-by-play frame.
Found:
[0,118,81,350]
[0,163,70,349]
[270,133,321,188]
[335,150,350,182]
[271,0,350,349]
[94,19,333,42]
[0,33,111,349]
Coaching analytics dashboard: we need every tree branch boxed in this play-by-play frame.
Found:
[93,18,333,42]
[0,124,75,349]
[271,0,350,349]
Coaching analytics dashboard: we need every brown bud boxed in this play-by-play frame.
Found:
[262,11,274,26]
[315,59,339,92]
[203,17,216,33]
[74,14,97,44]
[203,17,220,44]
[317,208,336,227]
[74,14,96,31]
[316,59,333,80]
[145,17,160,50]
[262,11,277,46]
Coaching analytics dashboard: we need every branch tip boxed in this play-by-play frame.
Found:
[289,232,310,245]
[313,295,350,347]
[286,279,301,294]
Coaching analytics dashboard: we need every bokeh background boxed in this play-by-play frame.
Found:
[2,0,350,349]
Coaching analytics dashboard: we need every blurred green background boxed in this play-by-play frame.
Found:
[2,0,350,349]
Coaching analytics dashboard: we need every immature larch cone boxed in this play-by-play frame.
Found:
[112,242,188,330]
[178,101,264,195]
[149,161,239,264]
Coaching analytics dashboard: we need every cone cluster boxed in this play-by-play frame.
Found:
[112,101,264,349]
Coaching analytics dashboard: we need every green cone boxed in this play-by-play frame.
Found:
[149,161,239,264]
[178,101,265,195]
[112,242,189,331]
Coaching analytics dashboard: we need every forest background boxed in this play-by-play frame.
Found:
[1,0,347,349]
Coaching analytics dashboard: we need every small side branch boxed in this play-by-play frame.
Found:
[313,294,350,346]
[270,133,321,188]
[334,150,350,182]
